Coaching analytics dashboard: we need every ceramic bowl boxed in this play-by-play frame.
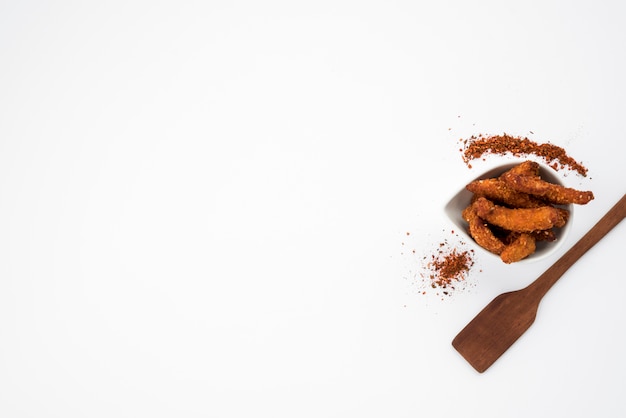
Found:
[444,162,573,263]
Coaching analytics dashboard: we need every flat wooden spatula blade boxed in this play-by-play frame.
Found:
[452,194,626,373]
[452,290,539,372]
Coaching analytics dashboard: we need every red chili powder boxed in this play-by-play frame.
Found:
[421,230,476,295]
[427,246,474,289]
[459,133,588,176]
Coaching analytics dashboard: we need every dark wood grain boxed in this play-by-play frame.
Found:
[452,193,626,373]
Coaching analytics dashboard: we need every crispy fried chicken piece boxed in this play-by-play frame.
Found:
[466,178,545,208]
[530,229,557,242]
[500,233,536,263]
[461,159,589,263]
[462,204,506,255]
[554,208,570,227]
[472,196,561,232]
[501,172,594,205]
[500,160,540,177]
[507,229,558,243]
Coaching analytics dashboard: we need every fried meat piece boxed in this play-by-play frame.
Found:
[466,178,545,208]
[530,229,557,242]
[500,233,536,264]
[502,172,594,205]
[460,159,590,264]
[462,204,506,255]
[472,196,561,232]
[554,208,570,227]
[500,160,540,177]
[508,229,557,243]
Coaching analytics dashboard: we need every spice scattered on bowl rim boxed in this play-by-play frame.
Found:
[459,133,589,176]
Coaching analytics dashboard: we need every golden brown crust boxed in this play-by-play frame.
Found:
[472,197,561,232]
[460,160,592,264]
[501,172,594,205]
[500,160,540,178]
[466,178,545,208]
[462,204,506,255]
[554,208,570,228]
[530,229,557,242]
[500,233,536,263]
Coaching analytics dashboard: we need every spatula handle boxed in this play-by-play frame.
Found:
[527,193,626,299]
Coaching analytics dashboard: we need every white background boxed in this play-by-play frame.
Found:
[1,1,625,417]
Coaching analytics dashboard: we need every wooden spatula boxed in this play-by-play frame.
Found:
[452,193,626,373]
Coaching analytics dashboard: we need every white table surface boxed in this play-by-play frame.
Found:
[1,1,625,417]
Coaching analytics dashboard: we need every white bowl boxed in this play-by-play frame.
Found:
[443,162,573,263]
